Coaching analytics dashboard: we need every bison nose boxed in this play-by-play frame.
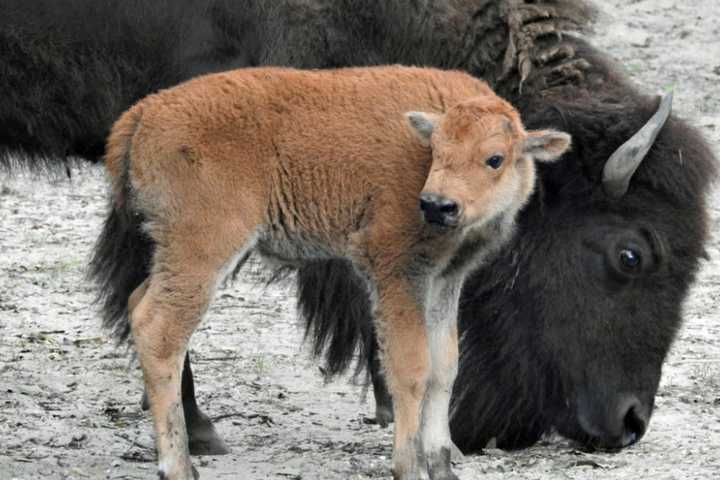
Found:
[420,193,459,227]
[578,394,649,450]
[621,398,648,446]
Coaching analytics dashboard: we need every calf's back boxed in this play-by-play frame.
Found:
[119,67,494,246]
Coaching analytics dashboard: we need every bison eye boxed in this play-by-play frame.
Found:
[619,249,641,269]
[486,154,504,169]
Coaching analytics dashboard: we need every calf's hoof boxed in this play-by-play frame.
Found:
[427,447,460,480]
[392,461,430,480]
[392,470,430,480]
[428,470,459,480]
[158,464,200,480]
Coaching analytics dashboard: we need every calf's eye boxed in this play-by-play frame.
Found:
[619,249,641,269]
[486,154,504,169]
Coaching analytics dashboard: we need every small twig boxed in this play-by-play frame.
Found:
[114,432,153,451]
[211,412,249,422]
[119,451,155,463]
[194,356,238,362]
[212,412,274,425]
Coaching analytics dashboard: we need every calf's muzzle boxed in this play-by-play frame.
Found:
[420,193,459,227]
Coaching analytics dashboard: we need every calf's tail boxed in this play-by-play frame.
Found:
[88,105,153,343]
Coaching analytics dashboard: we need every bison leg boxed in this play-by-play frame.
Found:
[420,279,462,480]
[368,336,464,462]
[369,348,395,428]
[181,354,230,455]
[132,229,248,480]
[131,284,197,479]
[139,354,230,456]
[373,275,430,480]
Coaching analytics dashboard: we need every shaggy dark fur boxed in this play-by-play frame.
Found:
[1,0,593,170]
[0,0,192,170]
[5,0,713,453]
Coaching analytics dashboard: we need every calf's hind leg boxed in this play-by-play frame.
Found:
[139,354,230,456]
[131,231,249,480]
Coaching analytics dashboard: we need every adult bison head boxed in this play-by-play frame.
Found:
[450,77,715,450]
[296,22,716,453]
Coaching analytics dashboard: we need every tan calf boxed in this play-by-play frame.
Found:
[102,66,570,480]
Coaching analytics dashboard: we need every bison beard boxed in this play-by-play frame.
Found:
[2,0,715,455]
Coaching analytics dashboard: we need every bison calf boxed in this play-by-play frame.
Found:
[99,66,569,480]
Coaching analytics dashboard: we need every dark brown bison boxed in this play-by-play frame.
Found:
[2,0,715,457]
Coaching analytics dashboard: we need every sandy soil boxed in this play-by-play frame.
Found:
[1,1,719,479]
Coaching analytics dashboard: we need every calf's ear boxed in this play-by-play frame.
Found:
[406,111,441,147]
[524,129,571,162]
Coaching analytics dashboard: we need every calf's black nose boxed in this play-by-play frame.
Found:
[420,193,459,227]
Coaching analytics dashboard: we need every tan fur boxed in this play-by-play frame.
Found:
[127,279,148,315]
[373,277,430,477]
[105,66,569,480]
[421,96,563,229]
[104,103,144,207]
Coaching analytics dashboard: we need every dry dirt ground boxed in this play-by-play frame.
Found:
[1,1,719,479]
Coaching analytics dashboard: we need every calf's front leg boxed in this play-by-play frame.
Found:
[374,276,430,480]
[421,279,462,480]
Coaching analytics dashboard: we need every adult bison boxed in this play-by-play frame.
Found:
[3,0,716,456]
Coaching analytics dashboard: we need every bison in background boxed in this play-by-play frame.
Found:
[1,0,592,170]
[2,0,716,456]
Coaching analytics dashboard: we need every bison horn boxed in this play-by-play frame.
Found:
[602,91,673,198]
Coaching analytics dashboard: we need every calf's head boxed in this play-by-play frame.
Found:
[407,97,570,230]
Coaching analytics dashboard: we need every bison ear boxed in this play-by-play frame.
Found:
[406,111,440,147]
[524,129,571,162]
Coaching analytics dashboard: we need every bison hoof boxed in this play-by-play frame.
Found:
[361,406,394,427]
[188,419,230,456]
[449,441,465,463]
[375,405,394,428]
